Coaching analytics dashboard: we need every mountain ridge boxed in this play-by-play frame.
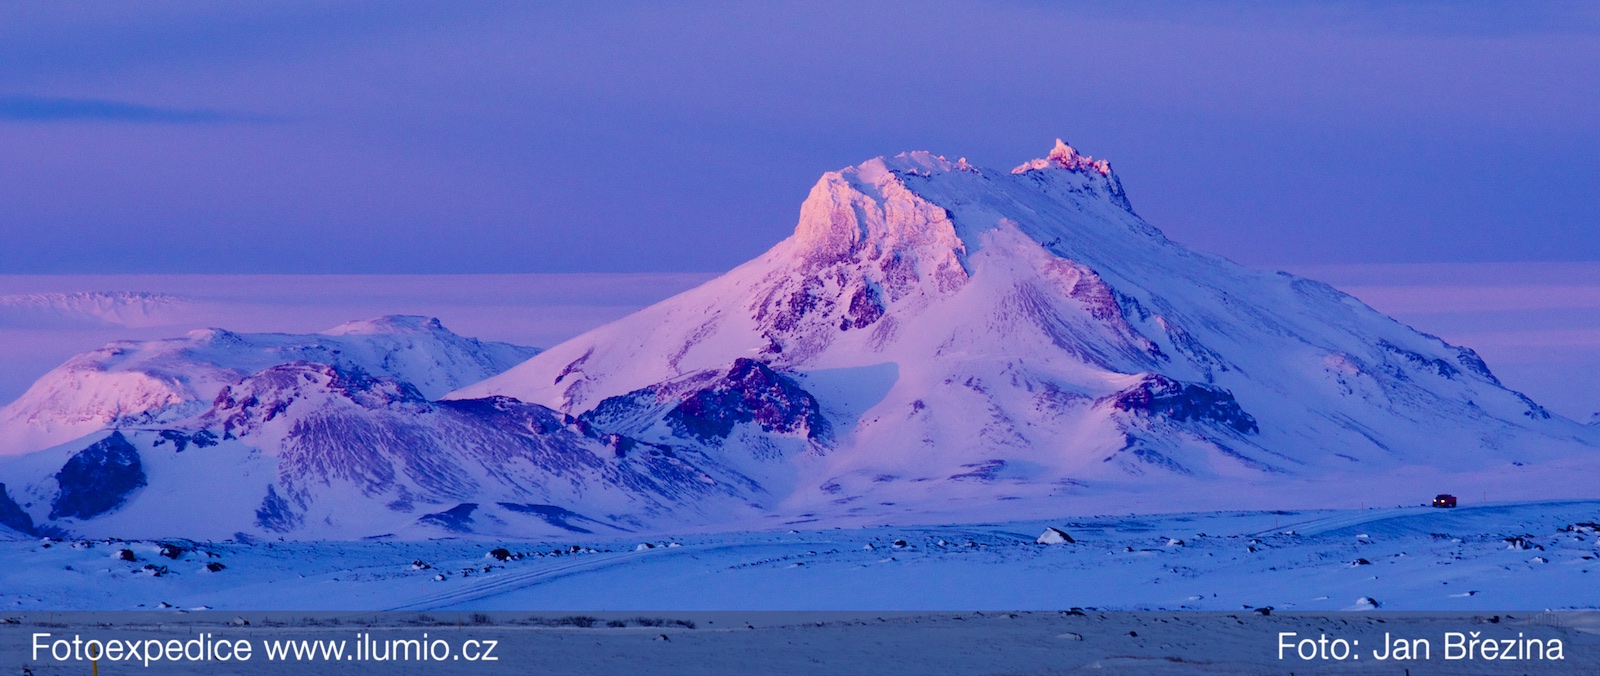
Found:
[0,315,539,456]
[0,140,1594,539]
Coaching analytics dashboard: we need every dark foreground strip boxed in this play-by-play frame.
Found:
[4,610,1598,675]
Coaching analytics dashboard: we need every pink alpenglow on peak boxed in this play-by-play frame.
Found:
[1012,139,1114,177]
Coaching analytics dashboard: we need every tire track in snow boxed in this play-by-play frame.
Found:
[385,540,838,611]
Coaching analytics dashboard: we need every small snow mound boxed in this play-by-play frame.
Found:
[185,328,241,342]
[636,543,656,551]
[230,617,249,626]
[1037,527,1076,545]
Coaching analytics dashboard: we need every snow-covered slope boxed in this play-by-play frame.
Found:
[0,314,793,539]
[0,369,770,540]
[455,140,1598,518]
[0,316,538,455]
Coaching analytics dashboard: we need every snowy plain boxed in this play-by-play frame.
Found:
[5,499,1598,612]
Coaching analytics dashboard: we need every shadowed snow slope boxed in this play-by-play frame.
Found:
[453,140,1598,520]
[0,316,538,456]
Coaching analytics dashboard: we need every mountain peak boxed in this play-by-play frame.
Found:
[1013,138,1114,177]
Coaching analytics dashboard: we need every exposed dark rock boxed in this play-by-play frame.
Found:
[418,503,478,532]
[1379,340,1460,379]
[255,485,302,533]
[664,359,829,442]
[210,362,428,439]
[155,429,218,453]
[498,503,628,534]
[580,358,829,446]
[756,275,832,334]
[1514,392,1552,420]
[1453,346,1501,385]
[839,285,885,330]
[50,432,147,520]
[1100,374,1257,434]
[948,460,1006,481]
[0,483,35,536]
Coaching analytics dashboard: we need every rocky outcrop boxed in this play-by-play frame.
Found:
[0,482,35,535]
[1100,374,1258,434]
[582,358,829,444]
[50,432,147,520]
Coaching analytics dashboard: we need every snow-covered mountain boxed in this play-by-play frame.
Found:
[0,316,537,456]
[454,140,1597,520]
[0,317,784,540]
[0,369,771,540]
[2,141,1595,541]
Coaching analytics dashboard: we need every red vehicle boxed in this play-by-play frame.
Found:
[1433,494,1457,508]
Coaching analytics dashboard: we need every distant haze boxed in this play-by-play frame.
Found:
[1,2,1597,273]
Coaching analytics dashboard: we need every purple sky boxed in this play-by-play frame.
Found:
[2,2,1597,273]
